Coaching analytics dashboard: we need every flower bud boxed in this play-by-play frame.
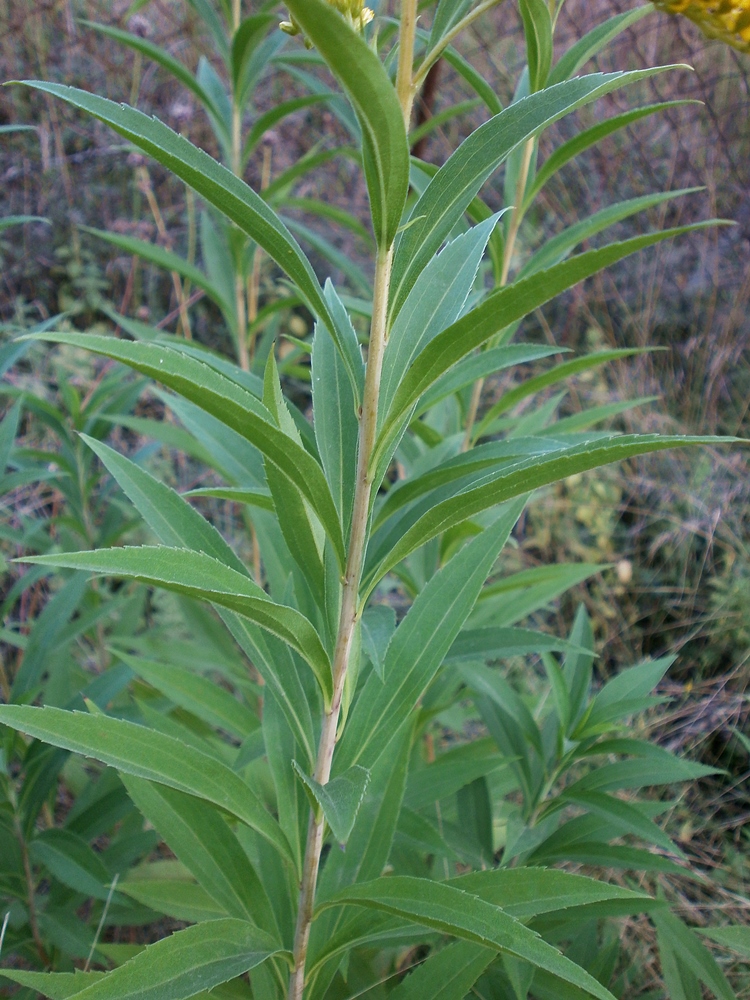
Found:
[280,0,374,41]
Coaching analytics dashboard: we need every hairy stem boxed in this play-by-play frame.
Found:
[15,816,49,966]
[288,246,393,1000]
[462,135,535,450]
[287,5,418,993]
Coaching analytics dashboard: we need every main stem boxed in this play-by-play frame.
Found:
[287,9,416,996]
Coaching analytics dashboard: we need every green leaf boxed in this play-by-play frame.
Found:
[19,546,333,704]
[293,763,370,844]
[320,877,617,1000]
[115,652,257,739]
[81,435,248,576]
[700,926,750,961]
[473,349,647,439]
[80,227,231,316]
[414,344,561,420]
[244,94,333,161]
[2,919,282,1000]
[448,868,652,920]
[29,829,114,901]
[17,81,339,340]
[387,940,495,1000]
[336,501,524,772]
[82,22,223,123]
[0,706,292,863]
[381,225,723,459]
[262,352,327,606]
[405,739,507,811]
[561,790,682,855]
[121,875,226,924]
[284,0,408,249]
[447,626,583,661]
[519,0,553,91]
[526,101,698,205]
[184,486,274,511]
[121,777,278,936]
[653,910,736,1000]
[548,6,651,85]
[312,303,359,537]
[231,14,276,93]
[360,604,396,682]
[428,0,473,49]
[368,432,733,587]
[373,436,565,533]
[222,616,316,769]
[32,332,346,568]
[389,66,682,321]
[0,971,104,1000]
[587,655,674,728]
[533,842,686,875]
[317,720,413,903]
[379,215,503,425]
[518,190,701,280]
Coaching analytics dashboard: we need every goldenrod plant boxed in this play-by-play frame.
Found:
[0,0,747,997]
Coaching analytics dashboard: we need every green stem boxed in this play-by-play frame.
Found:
[286,4,417,992]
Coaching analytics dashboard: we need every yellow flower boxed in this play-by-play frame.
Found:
[652,0,750,52]
[280,0,374,40]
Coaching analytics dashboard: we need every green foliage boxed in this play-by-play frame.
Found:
[1,0,746,998]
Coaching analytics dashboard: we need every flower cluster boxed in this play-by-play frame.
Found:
[653,0,750,52]
[280,0,374,41]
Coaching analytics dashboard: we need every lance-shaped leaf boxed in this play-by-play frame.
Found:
[448,867,652,920]
[368,434,734,590]
[318,877,618,1000]
[80,227,233,317]
[0,706,292,863]
[336,501,525,772]
[284,0,409,249]
[389,66,683,320]
[293,762,371,844]
[414,344,562,420]
[80,435,248,576]
[29,829,115,902]
[184,486,274,511]
[121,777,278,936]
[82,22,224,125]
[446,626,584,661]
[115,652,257,740]
[526,101,699,206]
[548,6,651,85]
[18,546,333,705]
[30,332,346,568]
[473,348,648,439]
[14,81,377,388]
[387,940,495,1000]
[1,919,282,1000]
[380,224,725,457]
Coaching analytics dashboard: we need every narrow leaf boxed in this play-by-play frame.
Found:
[284,0,409,248]
[19,546,333,704]
[320,877,618,1000]
[2,919,282,1000]
[0,705,292,863]
[293,762,371,844]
